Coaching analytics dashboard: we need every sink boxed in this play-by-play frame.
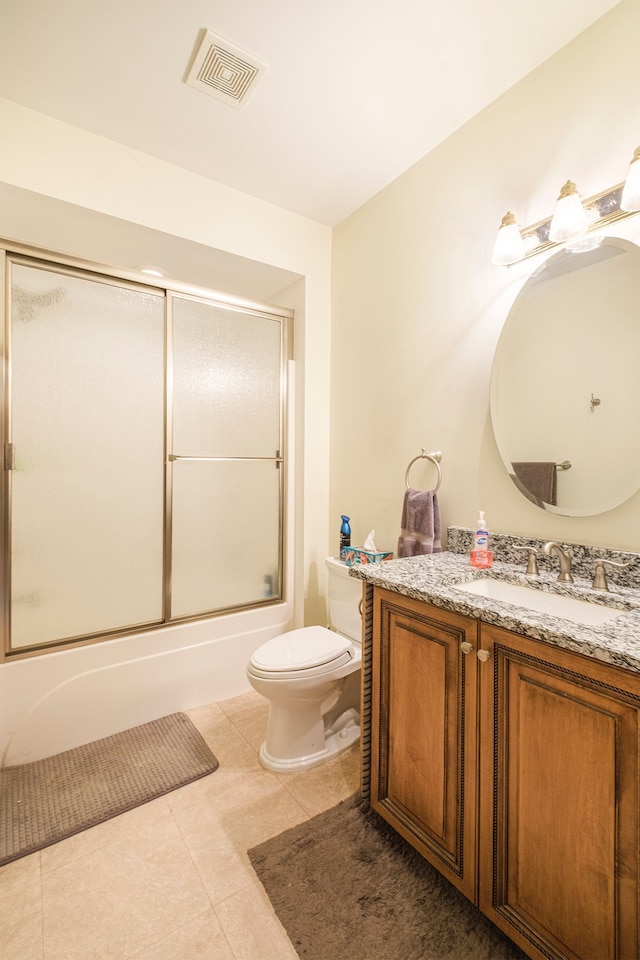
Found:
[454,578,624,626]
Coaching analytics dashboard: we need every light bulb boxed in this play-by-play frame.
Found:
[548,181,588,242]
[621,146,640,213]
[491,212,525,266]
[133,265,168,278]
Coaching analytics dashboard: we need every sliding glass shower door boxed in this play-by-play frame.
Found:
[168,294,284,618]
[3,252,290,655]
[7,260,166,650]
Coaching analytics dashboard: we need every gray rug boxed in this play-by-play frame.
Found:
[249,792,528,960]
[0,712,218,866]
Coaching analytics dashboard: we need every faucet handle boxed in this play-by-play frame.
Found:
[513,546,539,576]
[592,558,631,591]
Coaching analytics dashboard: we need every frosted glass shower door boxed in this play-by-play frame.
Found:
[170,295,284,618]
[7,261,165,649]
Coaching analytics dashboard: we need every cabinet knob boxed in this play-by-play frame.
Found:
[461,641,474,654]
[477,649,491,663]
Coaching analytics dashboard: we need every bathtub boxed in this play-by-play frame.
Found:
[0,601,294,766]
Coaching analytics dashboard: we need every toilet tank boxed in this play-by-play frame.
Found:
[325,556,362,642]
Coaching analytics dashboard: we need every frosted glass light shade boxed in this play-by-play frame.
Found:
[491,212,525,265]
[548,181,588,242]
[621,147,640,212]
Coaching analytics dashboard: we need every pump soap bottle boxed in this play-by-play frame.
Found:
[470,511,493,568]
[339,515,351,560]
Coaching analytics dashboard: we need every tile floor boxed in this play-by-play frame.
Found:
[0,691,361,960]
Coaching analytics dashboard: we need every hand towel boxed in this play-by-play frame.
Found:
[397,489,442,558]
[512,462,557,506]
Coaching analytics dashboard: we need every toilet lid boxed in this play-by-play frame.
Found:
[250,625,353,673]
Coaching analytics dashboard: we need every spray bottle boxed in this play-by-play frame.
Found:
[339,515,351,560]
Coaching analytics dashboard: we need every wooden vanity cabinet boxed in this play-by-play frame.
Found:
[370,586,640,960]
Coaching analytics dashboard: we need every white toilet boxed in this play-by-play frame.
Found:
[247,556,362,773]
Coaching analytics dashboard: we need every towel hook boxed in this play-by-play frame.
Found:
[405,449,442,492]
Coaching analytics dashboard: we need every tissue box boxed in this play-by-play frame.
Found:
[344,547,393,566]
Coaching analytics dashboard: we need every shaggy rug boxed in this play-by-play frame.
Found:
[249,792,527,960]
[0,712,219,866]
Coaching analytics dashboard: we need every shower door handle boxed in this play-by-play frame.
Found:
[168,454,284,464]
[4,443,15,471]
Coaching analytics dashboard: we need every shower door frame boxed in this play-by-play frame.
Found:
[0,241,294,660]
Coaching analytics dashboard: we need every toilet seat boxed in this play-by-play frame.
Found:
[248,625,355,681]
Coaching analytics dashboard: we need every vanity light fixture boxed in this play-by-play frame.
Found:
[548,180,588,243]
[492,144,640,265]
[621,146,640,212]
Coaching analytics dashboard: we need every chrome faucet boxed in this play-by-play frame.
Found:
[543,541,574,583]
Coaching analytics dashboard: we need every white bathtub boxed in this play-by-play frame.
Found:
[0,601,294,766]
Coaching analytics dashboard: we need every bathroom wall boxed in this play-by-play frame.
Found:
[330,0,640,556]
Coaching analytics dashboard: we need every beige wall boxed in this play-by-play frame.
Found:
[331,0,640,556]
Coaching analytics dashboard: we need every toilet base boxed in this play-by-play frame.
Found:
[258,707,360,774]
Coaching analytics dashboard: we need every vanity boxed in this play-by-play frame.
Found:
[350,532,640,960]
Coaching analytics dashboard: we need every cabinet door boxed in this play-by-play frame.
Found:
[371,588,479,901]
[479,623,640,960]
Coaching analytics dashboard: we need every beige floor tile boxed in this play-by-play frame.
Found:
[278,740,361,816]
[41,806,210,960]
[166,765,270,825]
[215,883,299,960]
[184,701,228,732]
[131,908,235,960]
[219,775,309,851]
[0,848,40,895]
[186,701,246,742]
[0,875,43,960]
[166,719,264,818]
[173,776,307,905]
[216,691,270,751]
[40,795,169,874]
[176,814,260,907]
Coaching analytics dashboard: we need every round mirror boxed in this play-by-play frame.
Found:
[490,236,640,516]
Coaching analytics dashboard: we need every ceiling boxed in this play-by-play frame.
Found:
[0,0,623,226]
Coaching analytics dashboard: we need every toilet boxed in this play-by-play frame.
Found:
[247,556,362,773]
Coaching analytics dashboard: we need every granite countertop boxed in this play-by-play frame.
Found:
[349,552,640,675]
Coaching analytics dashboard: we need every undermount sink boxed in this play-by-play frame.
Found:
[454,577,625,627]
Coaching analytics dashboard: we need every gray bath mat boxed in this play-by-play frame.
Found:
[0,712,219,866]
[249,792,527,960]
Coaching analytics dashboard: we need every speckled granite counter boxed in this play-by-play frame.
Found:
[349,551,640,675]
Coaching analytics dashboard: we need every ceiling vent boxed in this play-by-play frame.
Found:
[185,29,267,109]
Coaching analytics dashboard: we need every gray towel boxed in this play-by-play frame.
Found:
[512,462,557,506]
[397,489,442,558]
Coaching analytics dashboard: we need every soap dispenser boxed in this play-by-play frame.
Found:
[470,511,493,569]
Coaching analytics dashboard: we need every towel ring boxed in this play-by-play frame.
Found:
[405,449,442,492]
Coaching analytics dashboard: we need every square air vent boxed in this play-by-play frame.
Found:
[185,29,267,109]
